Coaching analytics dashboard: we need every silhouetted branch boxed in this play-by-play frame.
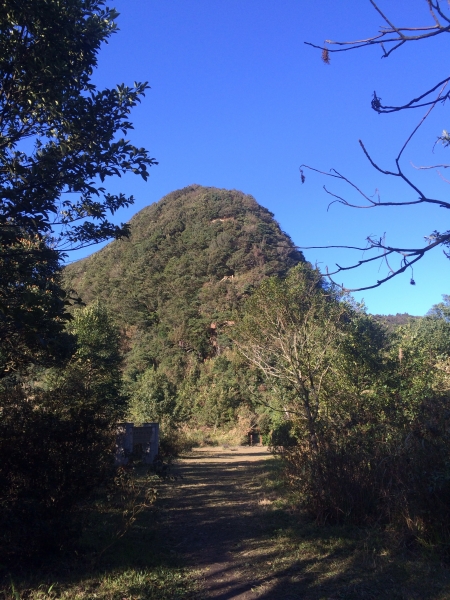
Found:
[305,0,450,60]
[301,1,450,290]
[298,231,450,292]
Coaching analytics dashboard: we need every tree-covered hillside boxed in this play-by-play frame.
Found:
[373,313,421,333]
[64,185,304,381]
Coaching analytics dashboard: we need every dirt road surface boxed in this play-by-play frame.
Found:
[159,446,279,600]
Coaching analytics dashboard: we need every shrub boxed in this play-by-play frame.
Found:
[277,397,450,546]
[0,381,118,561]
[0,303,124,562]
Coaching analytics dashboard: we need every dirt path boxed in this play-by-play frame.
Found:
[157,447,450,600]
[159,446,276,600]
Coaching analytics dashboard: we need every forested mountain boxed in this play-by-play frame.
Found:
[64,185,304,382]
[373,313,421,332]
[63,186,450,549]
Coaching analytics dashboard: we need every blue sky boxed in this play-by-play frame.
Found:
[74,0,450,316]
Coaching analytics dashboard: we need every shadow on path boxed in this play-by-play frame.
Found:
[160,446,450,600]
[160,447,272,599]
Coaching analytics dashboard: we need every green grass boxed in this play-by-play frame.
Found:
[247,457,450,599]
[0,472,200,600]
[3,455,450,600]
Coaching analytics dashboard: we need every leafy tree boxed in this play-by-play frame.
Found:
[178,350,253,429]
[329,308,389,423]
[303,1,450,290]
[392,302,450,408]
[427,294,450,322]
[0,238,72,378]
[0,1,153,558]
[235,266,450,535]
[233,263,349,450]
[0,0,156,376]
[128,368,178,427]
[0,303,123,560]
[56,301,124,410]
[0,0,155,252]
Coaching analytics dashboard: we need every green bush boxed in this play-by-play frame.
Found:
[278,395,450,546]
[0,303,123,562]
[0,382,118,560]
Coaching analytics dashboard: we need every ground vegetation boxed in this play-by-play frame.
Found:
[234,263,450,548]
[0,302,123,560]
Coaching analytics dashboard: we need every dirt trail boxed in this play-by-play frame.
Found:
[159,446,276,600]
[158,446,450,600]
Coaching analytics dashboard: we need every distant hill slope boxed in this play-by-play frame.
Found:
[373,313,421,333]
[64,185,304,379]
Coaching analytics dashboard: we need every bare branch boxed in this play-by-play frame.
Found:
[437,170,450,185]
[302,160,450,210]
[369,0,406,38]
[304,0,450,81]
[430,0,450,24]
[411,162,450,170]
[301,1,450,289]
[427,0,442,27]
[323,233,450,292]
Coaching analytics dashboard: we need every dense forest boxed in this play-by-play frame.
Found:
[63,185,450,547]
[64,184,303,367]
[64,185,304,433]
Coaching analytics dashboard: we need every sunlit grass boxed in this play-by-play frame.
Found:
[3,450,450,599]
[247,457,450,599]
[6,566,199,600]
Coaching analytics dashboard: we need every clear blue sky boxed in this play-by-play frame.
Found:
[74,0,450,316]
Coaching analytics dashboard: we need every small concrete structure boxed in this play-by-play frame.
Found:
[115,422,159,465]
[247,427,262,446]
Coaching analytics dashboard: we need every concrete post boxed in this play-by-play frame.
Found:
[142,422,159,464]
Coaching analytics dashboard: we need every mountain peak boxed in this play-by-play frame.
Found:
[64,186,304,376]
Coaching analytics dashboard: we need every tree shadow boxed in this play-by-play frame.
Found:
[4,448,450,600]
[158,448,450,599]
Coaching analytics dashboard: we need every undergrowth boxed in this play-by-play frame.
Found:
[251,457,450,599]
[0,466,199,600]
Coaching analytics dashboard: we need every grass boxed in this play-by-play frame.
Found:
[3,451,450,599]
[172,424,249,450]
[244,457,450,599]
[0,469,200,600]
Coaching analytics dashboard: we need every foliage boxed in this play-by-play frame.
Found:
[176,348,256,429]
[235,265,450,545]
[427,294,450,321]
[0,0,155,379]
[372,312,421,333]
[128,368,178,427]
[64,185,304,388]
[0,303,123,561]
[64,185,305,455]
[60,178,450,551]
[0,237,72,378]
[250,460,450,599]
[0,0,155,253]
[64,301,124,410]
[234,263,350,448]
